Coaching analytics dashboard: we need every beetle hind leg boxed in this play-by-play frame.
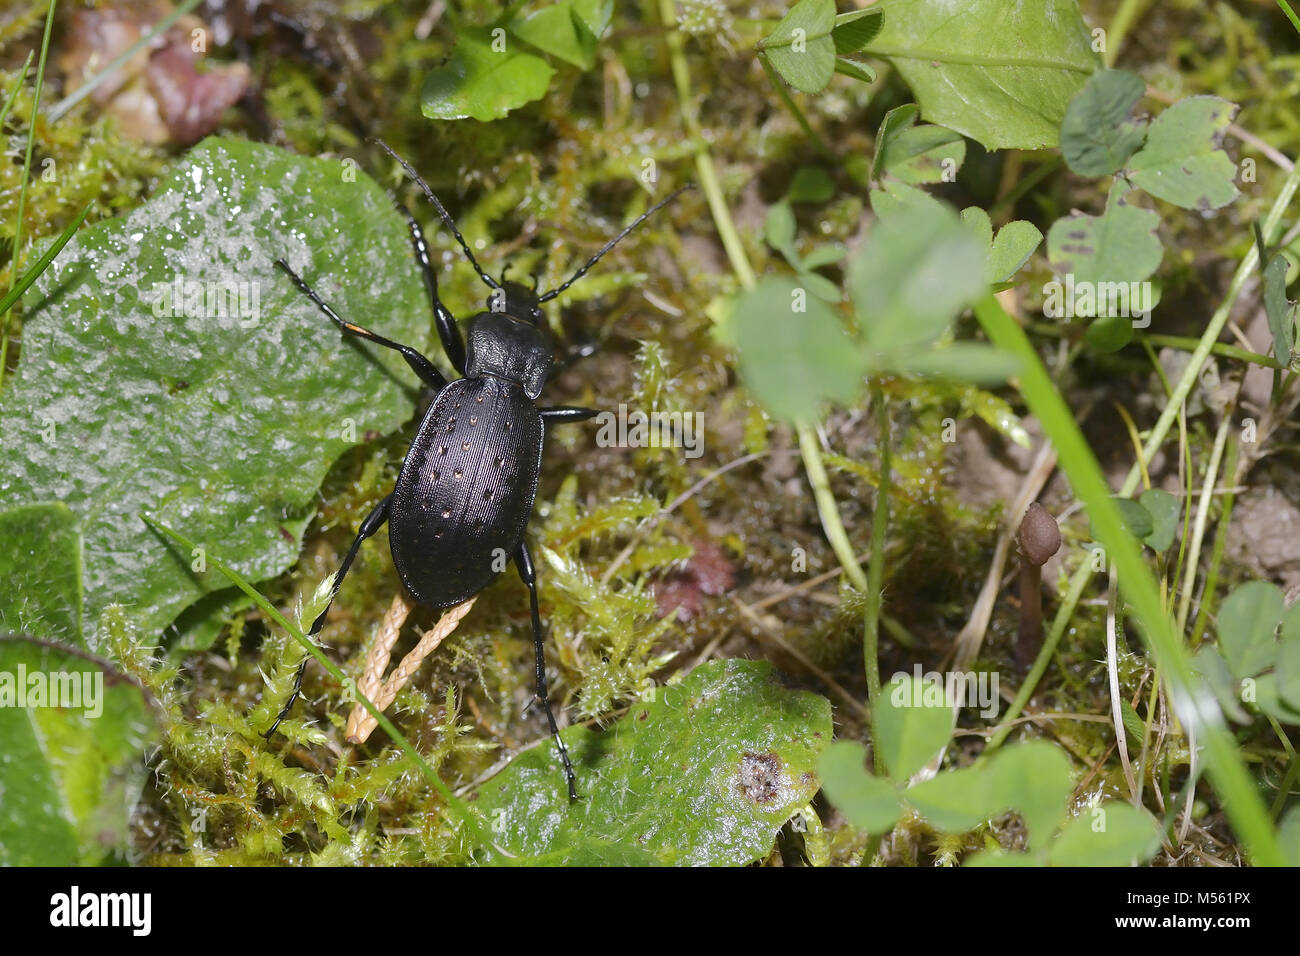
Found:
[262,493,393,739]
[515,540,579,802]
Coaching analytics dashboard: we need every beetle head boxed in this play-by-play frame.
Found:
[486,280,545,325]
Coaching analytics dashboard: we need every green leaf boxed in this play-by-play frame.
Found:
[904,764,996,831]
[760,0,838,95]
[797,270,843,303]
[801,243,847,270]
[870,179,947,221]
[1280,804,1300,867]
[985,741,1074,850]
[989,220,1044,283]
[1139,488,1180,552]
[764,200,798,262]
[819,740,903,832]
[1111,497,1155,539]
[832,7,883,53]
[422,29,555,122]
[850,198,987,357]
[473,659,832,865]
[786,165,835,203]
[1191,644,1250,723]
[1278,603,1300,710]
[1120,700,1145,742]
[1253,672,1300,723]
[1218,581,1285,679]
[871,104,919,181]
[0,635,158,864]
[510,0,612,70]
[1047,185,1163,293]
[875,674,956,781]
[1262,252,1296,361]
[1060,69,1148,177]
[873,104,966,185]
[961,206,1042,283]
[0,503,83,644]
[1083,313,1135,352]
[732,276,865,423]
[863,0,1099,150]
[1046,803,1163,866]
[1127,96,1240,210]
[0,138,428,644]
[833,57,877,84]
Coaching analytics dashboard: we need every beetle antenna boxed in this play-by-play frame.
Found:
[370,137,500,291]
[538,184,694,303]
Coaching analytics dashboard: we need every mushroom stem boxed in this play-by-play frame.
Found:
[1016,562,1044,668]
[1014,502,1061,668]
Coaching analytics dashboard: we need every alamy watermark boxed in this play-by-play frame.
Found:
[1043,273,1153,327]
[890,663,1000,719]
[594,403,704,459]
[152,275,261,327]
[0,665,103,718]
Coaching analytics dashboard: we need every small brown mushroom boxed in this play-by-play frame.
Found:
[1015,502,1061,667]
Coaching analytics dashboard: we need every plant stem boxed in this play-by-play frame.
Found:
[863,385,891,767]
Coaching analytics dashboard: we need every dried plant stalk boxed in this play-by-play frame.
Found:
[345,595,476,744]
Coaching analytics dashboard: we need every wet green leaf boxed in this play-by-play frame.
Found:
[474,659,832,865]
[1060,69,1148,177]
[1127,96,1239,210]
[864,0,1098,150]
[0,138,428,645]
[422,29,555,122]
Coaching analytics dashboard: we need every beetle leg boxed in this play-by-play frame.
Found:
[263,493,393,739]
[274,259,448,392]
[515,540,579,802]
[394,200,467,375]
[539,405,600,423]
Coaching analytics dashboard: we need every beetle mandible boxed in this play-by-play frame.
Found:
[265,138,690,801]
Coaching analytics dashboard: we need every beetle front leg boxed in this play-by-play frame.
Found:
[263,493,393,739]
[395,200,467,375]
[515,540,579,802]
[275,259,449,392]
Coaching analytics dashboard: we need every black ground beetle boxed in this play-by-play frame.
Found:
[265,138,689,801]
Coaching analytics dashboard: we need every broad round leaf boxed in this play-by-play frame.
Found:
[874,674,956,781]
